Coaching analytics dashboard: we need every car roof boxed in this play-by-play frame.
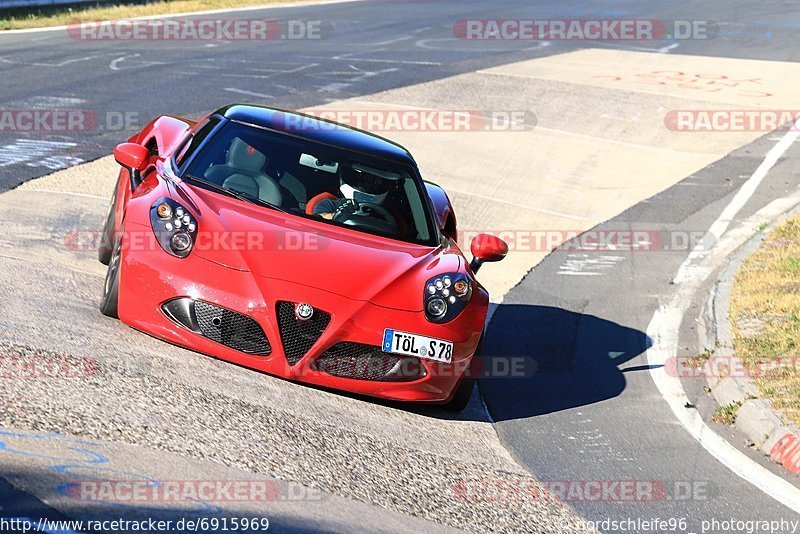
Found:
[216,104,416,165]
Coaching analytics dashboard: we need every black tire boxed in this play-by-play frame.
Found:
[443,375,475,412]
[98,186,118,265]
[443,332,484,412]
[99,230,121,318]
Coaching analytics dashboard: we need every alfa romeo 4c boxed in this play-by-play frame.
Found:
[99,105,507,411]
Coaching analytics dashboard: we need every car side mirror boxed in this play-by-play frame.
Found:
[114,142,150,189]
[470,233,508,273]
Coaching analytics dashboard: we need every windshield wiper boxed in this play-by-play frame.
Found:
[184,174,289,214]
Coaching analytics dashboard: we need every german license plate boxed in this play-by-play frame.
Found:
[382,329,453,364]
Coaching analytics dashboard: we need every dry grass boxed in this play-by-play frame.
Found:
[686,347,715,368]
[730,215,800,426]
[712,402,739,425]
[0,0,302,30]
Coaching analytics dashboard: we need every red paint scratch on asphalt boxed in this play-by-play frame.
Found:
[593,71,774,97]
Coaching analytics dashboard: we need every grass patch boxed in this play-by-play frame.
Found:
[785,256,800,275]
[0,0,299,30]
[730,215,800,426]
[712,402,739,425]
[686,347,714,368]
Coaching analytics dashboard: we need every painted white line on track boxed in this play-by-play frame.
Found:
[109,53,165,71]
[647,117,800,514]
[355,58,440,66]
[16,96,86,107]
[415,37,550,53]
[301,54,441,66]
[0,140,79,169]
[17,189,106,199]
[0,53,114,68]
[587,40,680,54]
[679,121,800,272]
[364,35,414,47]
[333,55,440,66]
[224,87,274,99]
[558,254,625,276]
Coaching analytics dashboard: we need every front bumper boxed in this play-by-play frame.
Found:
[117,224,486,403]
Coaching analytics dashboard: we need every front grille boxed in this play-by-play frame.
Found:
[313,342,426,382]
[194,301,271,355]
[277,301,331,365]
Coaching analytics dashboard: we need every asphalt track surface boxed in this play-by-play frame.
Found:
[2,0,800,532]
[0,0,799,191]
[483,132,800,528]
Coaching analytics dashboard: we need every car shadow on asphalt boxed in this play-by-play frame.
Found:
[477,304,652,421]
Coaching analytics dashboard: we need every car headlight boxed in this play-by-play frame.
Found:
[150,198,198,258]
[424,273,472,323]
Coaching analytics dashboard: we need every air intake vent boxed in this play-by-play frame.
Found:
[314,342,426,382]
[163,298,271,356]
[277,301,331,365]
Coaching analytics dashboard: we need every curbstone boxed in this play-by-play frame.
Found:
[710,376,751,408]
[701,213,800,475]
[736,400,783,448]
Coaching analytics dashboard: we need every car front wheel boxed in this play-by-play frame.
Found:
[99,227,122,318]
[443,333,484,412]
[98,185,119,265]
[443,374,475,412]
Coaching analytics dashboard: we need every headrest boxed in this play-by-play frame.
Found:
[227,138,266,172]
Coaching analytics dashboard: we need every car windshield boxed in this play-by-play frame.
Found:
[182,120,436,246]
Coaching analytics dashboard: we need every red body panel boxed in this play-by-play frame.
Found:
[110,114,491,404]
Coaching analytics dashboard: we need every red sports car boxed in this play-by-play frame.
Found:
[98,105,507,411]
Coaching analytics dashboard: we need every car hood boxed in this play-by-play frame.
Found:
[178,184,461,311]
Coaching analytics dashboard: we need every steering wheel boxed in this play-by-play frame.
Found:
[356,202,397,227]
[333,201,400,237]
